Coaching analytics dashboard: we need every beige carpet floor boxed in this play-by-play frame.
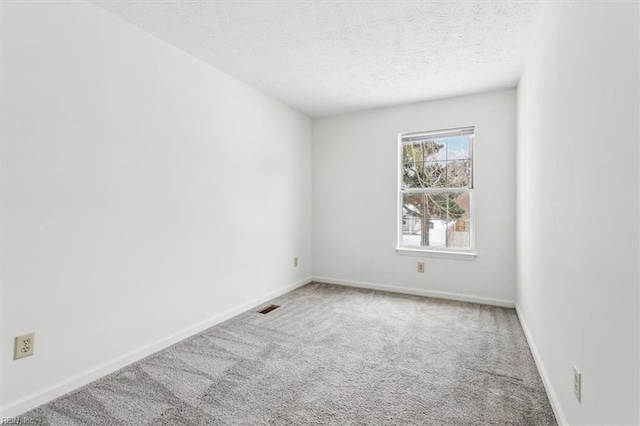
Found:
[20,282,556,425]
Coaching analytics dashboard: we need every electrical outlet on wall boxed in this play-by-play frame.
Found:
[417,262,425,273]
[14,332,35,360]
[573,365,581,403]
[293,257,298,267]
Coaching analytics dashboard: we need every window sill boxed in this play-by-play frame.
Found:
[395,248,477,260]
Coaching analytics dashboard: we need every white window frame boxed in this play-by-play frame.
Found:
[396,126,477,260]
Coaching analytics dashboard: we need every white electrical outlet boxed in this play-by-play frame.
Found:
[573,365,581,403]
[417,262,425,273]
[293,257,298,267]
[14,332,35,360]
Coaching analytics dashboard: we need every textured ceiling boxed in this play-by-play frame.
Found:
[91,1,543,117]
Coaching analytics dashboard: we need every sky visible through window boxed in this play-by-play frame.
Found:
[426,137,470,161]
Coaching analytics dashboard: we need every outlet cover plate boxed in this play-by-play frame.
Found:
[573,365,581,403]
[14,332,35,360]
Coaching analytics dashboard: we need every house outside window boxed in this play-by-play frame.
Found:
[398,126,475,255]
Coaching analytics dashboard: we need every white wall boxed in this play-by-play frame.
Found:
[1,1,312,416]
[312,89,517,305]
[517,3,639,425]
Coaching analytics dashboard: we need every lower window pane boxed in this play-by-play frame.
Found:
[402,191,471,250]
[401,193,446,248]
[447,219,471,249]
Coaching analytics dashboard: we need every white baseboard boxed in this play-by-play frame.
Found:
[515,304,567,426]
[312,276,515,308]
[0,277,312,419]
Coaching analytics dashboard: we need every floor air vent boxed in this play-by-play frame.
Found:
[258,304,280,314]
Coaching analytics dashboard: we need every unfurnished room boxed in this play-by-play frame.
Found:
[1,1,639,425]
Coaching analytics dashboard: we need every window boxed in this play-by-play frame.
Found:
[398,126,475,255]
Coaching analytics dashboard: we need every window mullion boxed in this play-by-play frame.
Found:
[402,187,471,194]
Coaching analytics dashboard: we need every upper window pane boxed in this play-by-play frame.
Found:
[446,160,471,187]
[402,141,446,163]
[446,137,470,160]
[401,135,472,189]
[402,161,447,189]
